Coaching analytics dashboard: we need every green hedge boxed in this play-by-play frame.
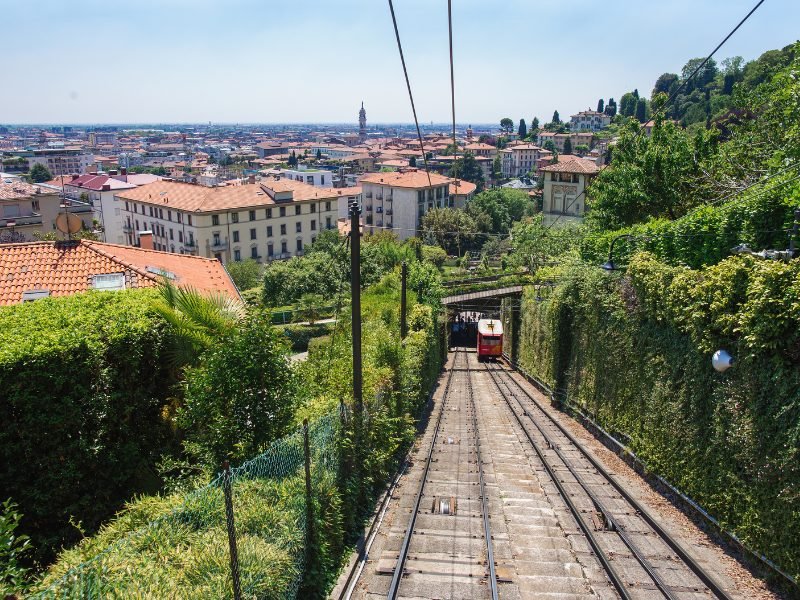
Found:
[580,176,800,269]
[0,290,178,565]
[507,255,800,579]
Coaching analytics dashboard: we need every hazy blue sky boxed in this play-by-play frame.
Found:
[1,0,797,125]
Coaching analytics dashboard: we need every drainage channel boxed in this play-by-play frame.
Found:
[386,347,499,600]
[484,360,735,600]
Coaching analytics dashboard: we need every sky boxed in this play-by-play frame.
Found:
[1,0,798,125]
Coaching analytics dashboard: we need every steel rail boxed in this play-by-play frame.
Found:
[492,360,736,600]
[482,360,635,600]
[386,348,461,599]
[486,362,679,599]
[464,350,500,600]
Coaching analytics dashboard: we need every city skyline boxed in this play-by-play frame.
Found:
[1,0,798,124]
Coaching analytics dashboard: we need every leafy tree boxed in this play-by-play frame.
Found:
[551,110,560,124]
[478,134,497,145]
[295,293,325,325]
[518,118,527,139]
[619,92,637,117]
[681,57,718,93]
[421,244,447,267]
[575,144,590,157]
[179,312,296,464]
[409,155,417,168]
[421,207,476,255]
[28,163,52,182]
[288,151,298,167]
[466,188,532,235]
[597,99,604,113]
[316,149,322,160]
[500,117,514,133]
[563,137,573,155]
[505,216,583,272]
[543,140,556,153]
[450,151,484,189]
[225,259,262,291]
[653,73,679,97]
[604,98,617,117]
[586,116,716,230]
[492,155,502,181]
[531,117,540,131]
[635,98,648,123]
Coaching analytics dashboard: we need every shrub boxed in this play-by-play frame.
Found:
[0,290,178,564]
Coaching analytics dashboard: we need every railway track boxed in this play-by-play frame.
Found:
[384,347,499,599]
[483,359,735,600]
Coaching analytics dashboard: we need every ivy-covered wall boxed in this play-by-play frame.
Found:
[506,254,800,579]
[0,290,179,565]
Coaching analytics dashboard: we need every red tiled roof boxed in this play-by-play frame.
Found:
[0,240,238,305]
[540,156,601,174]
[360,169,452,189]
[0,181,56,200]
[449,180,477,196]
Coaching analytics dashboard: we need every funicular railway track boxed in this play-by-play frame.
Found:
[483,359,735,600]
[386,347,499,600]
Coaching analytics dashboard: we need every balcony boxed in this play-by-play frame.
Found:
[1,213,42,227]
[385,209,393,215]
[376,207,382,213]
[365,204,373,212]
[122,223,133,232]
[365,192,373,199]
[210,240,228,251]
[376,220,383,227]
[375,193,383,200]
[386,221,393,228]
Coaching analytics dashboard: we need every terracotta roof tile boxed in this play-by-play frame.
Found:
[359,169,452,189]
[0,240,238,305]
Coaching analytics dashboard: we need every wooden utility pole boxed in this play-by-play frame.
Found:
[400,262,408,339]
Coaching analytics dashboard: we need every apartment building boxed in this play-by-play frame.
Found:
[500,144,543,178]
[570,110,611,132]
[278,168,333,187]
[24,149,95,176]
[0,181,92,243]
[114,179,357,264]
[359,170,474,240]
[537,132,594,153]
[540,156,601,226]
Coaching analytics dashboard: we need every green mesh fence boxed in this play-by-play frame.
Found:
[29,411,340,599]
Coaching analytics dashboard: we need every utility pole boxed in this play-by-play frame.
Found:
[400,262,408,339]
[349,200,363,413]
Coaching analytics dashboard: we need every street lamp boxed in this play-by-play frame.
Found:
[602,234,638,271]
[712,349,734,372]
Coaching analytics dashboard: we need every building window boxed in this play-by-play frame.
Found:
[249,210,256,221]
[326,216,332,229]
[268,243,273,257]
[188,215,193,226]
[169,229,174,240]
[280,224,286,235]
[325,201,331,211]
[296,222,302,233]
[168,210,172,221]
[250,228,256,240]
[231,212,239,223]
[177,213,182,224]
[125,201,129,211]
[295,205,301,215]
[251,246,258,259]
[92,273,126,291]
[213,233,221,246]
[279,207,286,217]
[281,241,288,253]
[296,239,303,252]
[311,219,316,231]
[267,225,273,237]
[233,231,240,243]
[179,231,183,243]
[149,206,154,217]
[212,214,219,226]
[159,208,164,219]
[234,249,241,261]
[266,208,272,218]
[417,191,425,202]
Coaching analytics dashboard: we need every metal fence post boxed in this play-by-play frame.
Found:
[222,461,243,600]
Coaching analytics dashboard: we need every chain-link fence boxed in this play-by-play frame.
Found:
[29,411,340,599]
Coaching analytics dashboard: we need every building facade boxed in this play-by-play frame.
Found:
[24,149,95,176]
[569,110,612,132]
[0,181,93,243]
[540,157,600,226]
[500,144,543,178]
[115,179,357,264]
[359,170,473,240]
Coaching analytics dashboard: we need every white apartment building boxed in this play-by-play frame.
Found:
[25,149,95,176]
[359,170,474,240]
[500,144,543,178]
[115,179,359,264]
[278,168,334,187]
[540,157,601,226]
[569,110,612,132]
